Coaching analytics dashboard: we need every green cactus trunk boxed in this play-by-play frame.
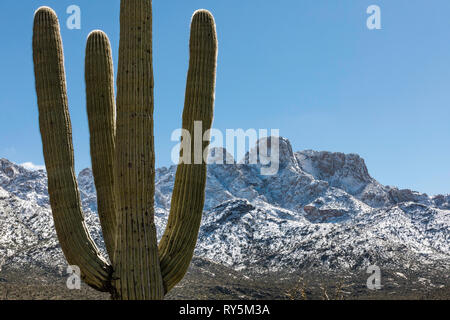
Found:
[85,30,117,264]
[32,0,218,300]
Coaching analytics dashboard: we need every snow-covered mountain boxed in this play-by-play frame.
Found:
[0,137,449,278]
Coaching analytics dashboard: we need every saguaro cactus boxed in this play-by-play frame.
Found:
[32,0,218,300]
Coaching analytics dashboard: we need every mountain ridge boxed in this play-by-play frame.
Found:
[0,137,448,281]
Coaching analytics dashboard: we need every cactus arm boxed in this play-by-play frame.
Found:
[158,10,218,293]
[113,0,164,300]
[33,7,112,292]
[85,31,118,263]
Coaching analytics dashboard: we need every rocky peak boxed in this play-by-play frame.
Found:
[432,194,450,210]
[0,159,48,204]
[78,168,95,193]
[296,150,373,195]
[386,187,431,205]
[207,147,235,165]
[0,158,21,181]
[242,136,298,171]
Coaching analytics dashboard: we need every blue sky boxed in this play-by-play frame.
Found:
[0,0,449,195]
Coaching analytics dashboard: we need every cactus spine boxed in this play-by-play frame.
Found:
[32,0,218,300]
